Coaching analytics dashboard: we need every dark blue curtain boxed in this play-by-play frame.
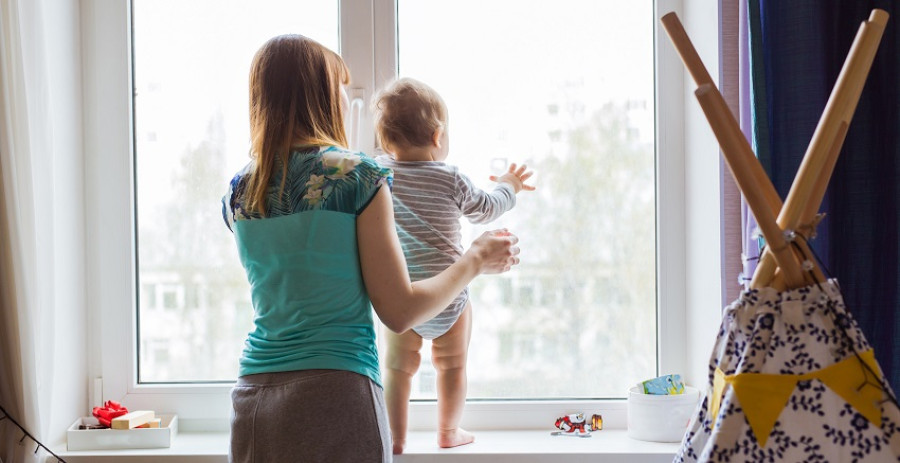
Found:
[749,0,900,387]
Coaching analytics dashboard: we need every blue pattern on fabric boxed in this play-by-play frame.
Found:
[676,280,900,462]
[222,146,392,230]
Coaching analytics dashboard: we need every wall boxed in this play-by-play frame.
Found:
[42,0,87,445]
[681,0,724,388]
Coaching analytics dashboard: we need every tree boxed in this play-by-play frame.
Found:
[138,112,252,381]
[469,101,656,396]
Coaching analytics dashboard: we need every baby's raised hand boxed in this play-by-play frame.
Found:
[489,163,536,194]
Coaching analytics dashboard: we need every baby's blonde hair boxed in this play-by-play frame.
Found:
[373,77,448,151]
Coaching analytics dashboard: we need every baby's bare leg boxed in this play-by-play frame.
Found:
[430,301,474,448]
[385,328,424,455]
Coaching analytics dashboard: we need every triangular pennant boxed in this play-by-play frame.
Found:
[717,349,888,448]
[727,372,798,447]
[710,368,727,428]
[816,350,884,427]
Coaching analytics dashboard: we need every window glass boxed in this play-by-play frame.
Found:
[133,0,339,382]
[396,0,657,398]
[132,1,657,395]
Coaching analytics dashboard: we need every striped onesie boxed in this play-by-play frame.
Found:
[376,156,516,339]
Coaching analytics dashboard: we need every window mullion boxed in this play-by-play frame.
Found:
[83,0,137,407]
[655,0,688,379]
[340,0,379,155]
[372,0,398,125]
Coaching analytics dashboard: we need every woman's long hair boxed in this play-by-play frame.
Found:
[245,34,350,215]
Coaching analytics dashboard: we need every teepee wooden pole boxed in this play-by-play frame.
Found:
[660,13,715,87]
[694,84,806,287]
[801,122,849,234]
[751,10,888,288]
[661,11,806,286]
[766,121,849,289]
[756,124,851,289]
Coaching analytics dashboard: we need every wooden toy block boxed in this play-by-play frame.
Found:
[111,410,155,430]
[135,418,162,429]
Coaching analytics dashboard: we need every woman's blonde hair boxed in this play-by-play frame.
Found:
[373,77,448,152]
[245,34,350,215]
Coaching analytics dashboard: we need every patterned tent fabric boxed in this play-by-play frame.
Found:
[676,280,900,462]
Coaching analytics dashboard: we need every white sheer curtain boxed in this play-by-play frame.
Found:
[0,0,86,461]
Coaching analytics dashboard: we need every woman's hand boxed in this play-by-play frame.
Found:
[467,229,520,274]
[489,163,536,193]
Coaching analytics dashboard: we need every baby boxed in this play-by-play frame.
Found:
[373,77,534,453]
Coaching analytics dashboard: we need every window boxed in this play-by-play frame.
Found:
[132,0,339,382]
[395,0,656,399]
[86,0,685,424]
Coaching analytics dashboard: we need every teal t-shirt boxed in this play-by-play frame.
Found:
[222,146,393,386]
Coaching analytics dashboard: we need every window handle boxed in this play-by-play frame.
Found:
[348,88,365,151]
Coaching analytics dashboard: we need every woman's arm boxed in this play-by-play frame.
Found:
[358,186,519,333]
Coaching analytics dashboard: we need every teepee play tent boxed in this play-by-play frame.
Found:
[661,9,900,462]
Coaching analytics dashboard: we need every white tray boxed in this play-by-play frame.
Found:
[66,414,178,450]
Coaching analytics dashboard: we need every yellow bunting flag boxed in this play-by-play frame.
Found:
[710,350,884,448]
[709,368,727,426]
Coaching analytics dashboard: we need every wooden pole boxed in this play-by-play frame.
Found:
[660,12,715,87]
[695,84,806,287]
[751,10,888,288]
[766,121,849,289]
[661,11,806,286]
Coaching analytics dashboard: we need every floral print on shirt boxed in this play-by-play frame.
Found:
[222,146,392,231]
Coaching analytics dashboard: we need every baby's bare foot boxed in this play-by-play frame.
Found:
[438,428,475,448]
[392,439,406,455]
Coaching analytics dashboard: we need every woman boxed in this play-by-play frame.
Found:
[221,35,519,462]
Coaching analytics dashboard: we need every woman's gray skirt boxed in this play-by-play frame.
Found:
[230,369,391,462]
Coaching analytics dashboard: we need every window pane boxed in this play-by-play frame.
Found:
[133,0,339,382]
[396,0,657,398]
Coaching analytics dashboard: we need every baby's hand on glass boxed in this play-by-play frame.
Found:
[490,163,536,194]
[469,229,520,274]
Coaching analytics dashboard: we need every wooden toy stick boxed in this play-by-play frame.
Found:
[660,13,715,87]
[751,10,888,288]
[694,84,806,288]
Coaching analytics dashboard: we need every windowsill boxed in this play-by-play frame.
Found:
[53,430,678,462]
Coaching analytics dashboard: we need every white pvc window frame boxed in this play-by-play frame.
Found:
[83,0,686,429]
